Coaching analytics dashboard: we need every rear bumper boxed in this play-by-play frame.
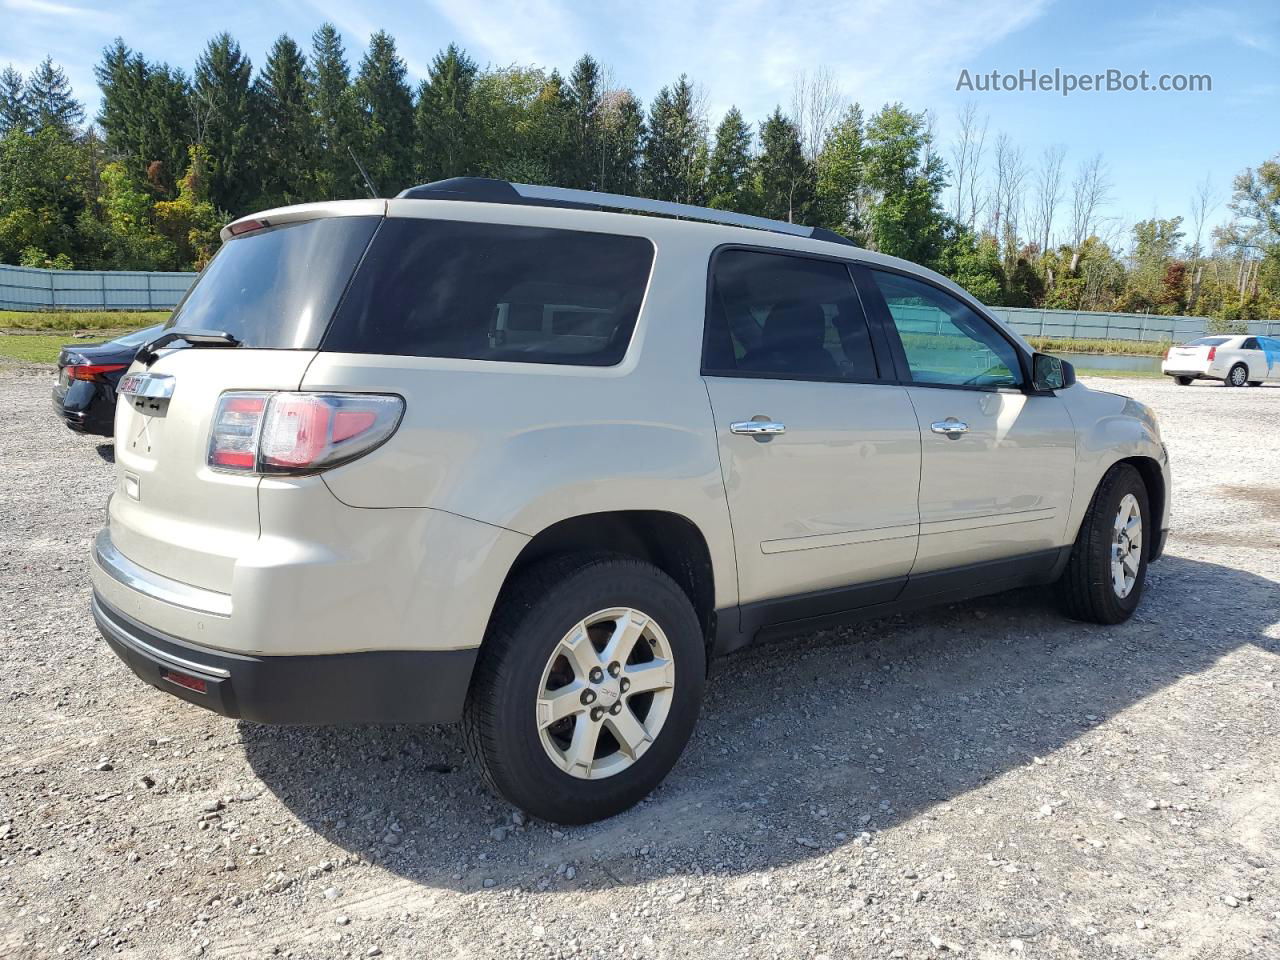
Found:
[94,593,477,725]
[52,386,115,435]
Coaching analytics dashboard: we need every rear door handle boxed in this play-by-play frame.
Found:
[730,420,786,436]
[930,419,969,437]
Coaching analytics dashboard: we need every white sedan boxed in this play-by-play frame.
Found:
[1162,334,1280,386]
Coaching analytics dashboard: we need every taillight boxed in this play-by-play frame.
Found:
[208,392,403,475]
[66,362,127,382]
[1207,346,1217,361]
[1162,348,1169,360]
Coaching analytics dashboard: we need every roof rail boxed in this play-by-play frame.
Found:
[396,177,856,247]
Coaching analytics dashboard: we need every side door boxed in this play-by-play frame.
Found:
[1239,337,1272,382]
[701,248,921,627]
[858,266,1077,581]
[1264,338,1280,381]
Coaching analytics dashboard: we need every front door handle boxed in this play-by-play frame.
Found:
[730,420,786,437]
[930,419,969,438]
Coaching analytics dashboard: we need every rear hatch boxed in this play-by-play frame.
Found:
[108,208,382,592]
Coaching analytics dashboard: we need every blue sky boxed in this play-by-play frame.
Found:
[2,0,1276,242]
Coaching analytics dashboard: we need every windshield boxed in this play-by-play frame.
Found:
[165,216,380,349]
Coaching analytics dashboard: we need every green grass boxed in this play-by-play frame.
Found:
[1026,335,1170,357]
[0,330,139,365]
[0,309,168,332]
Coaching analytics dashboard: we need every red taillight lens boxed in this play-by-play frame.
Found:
[1163,348,1169,360]
[208,393,268,471]
[1207,346,1216,361]
[66,362,128,382]
[228,218,268,236]
[208,392,403,475]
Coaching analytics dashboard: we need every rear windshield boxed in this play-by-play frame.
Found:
[165,216,380,348]
[323,218,655,365]
[1186,337,1229,346]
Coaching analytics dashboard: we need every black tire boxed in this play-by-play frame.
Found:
[1225,363,1248,387]
[462,553,705,824]
[1057,463,1150,625]
[1173,376,1193,386]
[1248,381,1262,387]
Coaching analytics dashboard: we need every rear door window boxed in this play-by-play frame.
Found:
[323,219,655,366]
[702,249,878,381]
[166,216,380,348]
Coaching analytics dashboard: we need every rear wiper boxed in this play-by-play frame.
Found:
[136,329,241,367]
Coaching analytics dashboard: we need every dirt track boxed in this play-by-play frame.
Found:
[2,368,1277,959]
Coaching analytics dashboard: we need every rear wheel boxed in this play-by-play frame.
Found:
[1057,463,1150,624]
[1226,363,1248,387]
[1173,375,1193,386]
[1248,380,1262,387]
[462,553,705,824]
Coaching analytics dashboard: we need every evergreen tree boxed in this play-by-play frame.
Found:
[413,43,479,182]
[97,41,193,196]
[642,75,705,203]
[258,35,317,206]
[815,103,864,239]
[192,33,260,214]
[756,108,813,223]
[706,107,753,212]
[310,23,361,200]
[26,57,83,135]
[567,54,602,188]
[0,65,30,137]
[596,88,644,194]
[354,31,415,195]
[863,103,949,267]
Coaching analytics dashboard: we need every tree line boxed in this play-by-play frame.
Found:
[0,28,1276,327]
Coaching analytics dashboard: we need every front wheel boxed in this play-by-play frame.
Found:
[1057,463,1150,624]
[462,554,705,824]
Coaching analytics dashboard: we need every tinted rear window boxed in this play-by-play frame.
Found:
[323,218,655,365]
[1186,337,1229,346]
[165,217,380,349]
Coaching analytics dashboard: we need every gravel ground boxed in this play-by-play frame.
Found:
[2,366,1278,960]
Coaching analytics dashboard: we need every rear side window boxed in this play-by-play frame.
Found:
[1241,337,1259,350]
[702,249,877,381]
[869,270,1023,388]
[324,219,654,366]
[166,217,380,348]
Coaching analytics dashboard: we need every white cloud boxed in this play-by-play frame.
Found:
[403,0,1053,123]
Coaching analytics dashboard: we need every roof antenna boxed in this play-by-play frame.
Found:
[348,146,380,199]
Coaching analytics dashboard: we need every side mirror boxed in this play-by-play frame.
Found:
[1032,352,1074,391]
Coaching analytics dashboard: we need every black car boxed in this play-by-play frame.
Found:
[52,325,164,435]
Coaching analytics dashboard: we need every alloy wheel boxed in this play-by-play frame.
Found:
[535,607,676,780]
[1111,493,1143,598]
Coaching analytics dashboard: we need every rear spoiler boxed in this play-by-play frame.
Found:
[220,200,387,244]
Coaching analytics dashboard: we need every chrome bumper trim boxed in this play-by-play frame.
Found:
[92,529,233,618]
[93,595,231,679]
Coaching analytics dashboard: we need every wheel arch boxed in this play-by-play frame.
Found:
[492,510,718,651]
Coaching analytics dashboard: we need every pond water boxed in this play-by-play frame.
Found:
[1054,351,1164,374]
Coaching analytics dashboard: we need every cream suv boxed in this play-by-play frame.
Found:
[91,179,1170,823]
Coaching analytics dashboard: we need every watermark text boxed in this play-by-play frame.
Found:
[956,68,1211,96]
